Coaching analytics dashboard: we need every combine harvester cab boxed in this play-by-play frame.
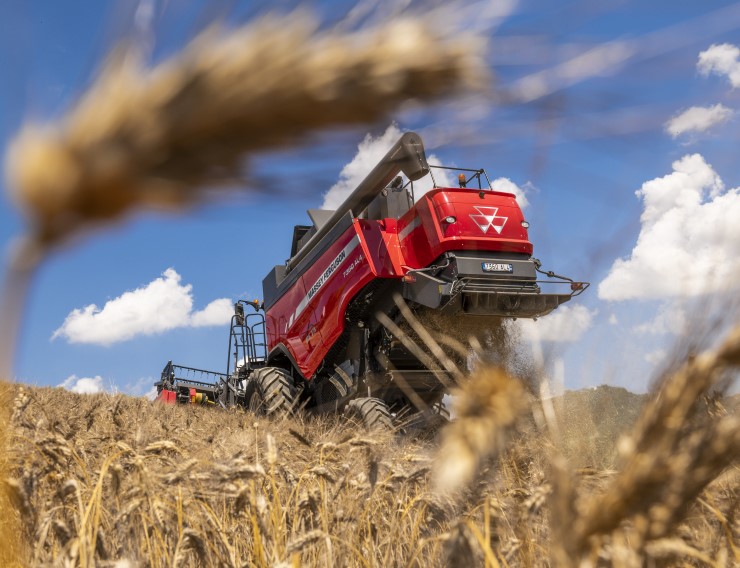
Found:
[158,132,588,428]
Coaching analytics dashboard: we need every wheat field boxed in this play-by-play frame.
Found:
[1,350,737,567]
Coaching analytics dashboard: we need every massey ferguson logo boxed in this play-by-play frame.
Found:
[470,206,508,234]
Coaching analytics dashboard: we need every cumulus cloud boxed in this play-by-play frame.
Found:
[665,104,733,137]
[599,154,740,300]
[59,375,106,394]
[698,43,740,87]
[52,268,233,346]
[321,124,406,210]
[321,124,529,210]
[634,303,687,336]
[516,304,595,343]
[190,298,234,326]
[141,386,158,400]
[644,349,667,366]
[122,376,160,400]
[491,177,529,208]
[415,155,455,198]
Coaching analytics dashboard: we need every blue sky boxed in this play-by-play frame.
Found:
[2,0,740,396]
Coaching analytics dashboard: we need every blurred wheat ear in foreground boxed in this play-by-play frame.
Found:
[550,323,740,566]
[0,10,484,385]
[0,15,486,368]
[433,367,528,494]
[5,13,483,250]
[0,11,486,563]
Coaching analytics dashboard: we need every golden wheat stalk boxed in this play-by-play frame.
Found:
[433,367,528,494]
[5,14,483,249]
[551,323,740,564]
[392,293,464,381]
[0,382,23,567]
[0,10,484,388]
[5,376,737,565]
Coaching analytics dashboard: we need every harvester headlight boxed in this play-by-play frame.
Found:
[521,221,530,228]
[444,216,456,223]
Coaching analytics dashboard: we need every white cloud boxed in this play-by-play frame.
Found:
[320,124,455,207]
[190,298,234,327]
[320,124,448,207]
[516,304,595,343]
[608,313,618,325]
[322,124,529,210]
[413,154,455,200]
[644,349,667,366]
[634,303,687,336]
[698,43,740,88]
[665,104,734,137]
[599,154,740,300]
[491,177,529,208]
[321,124,405,210]
[122,376,160,400]
[142,386,158,400]
[52,268,233,346]
[59,375,106,394]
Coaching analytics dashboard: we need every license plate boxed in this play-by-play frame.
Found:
[482,262,513,273]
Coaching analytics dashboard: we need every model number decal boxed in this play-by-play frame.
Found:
[343,254,364,278]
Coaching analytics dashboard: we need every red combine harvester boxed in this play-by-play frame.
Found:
[156,132,588,427]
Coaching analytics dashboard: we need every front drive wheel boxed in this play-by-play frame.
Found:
[344,397,394,431]
[245,367,296,416]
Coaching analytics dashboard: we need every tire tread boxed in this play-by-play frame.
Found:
[345,397,393,431]
[248,367,296,416]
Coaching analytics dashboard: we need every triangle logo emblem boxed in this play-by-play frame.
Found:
[469,206,508,234]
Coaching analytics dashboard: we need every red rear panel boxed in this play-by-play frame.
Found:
[265,187,531,379]
[398,188,532,268]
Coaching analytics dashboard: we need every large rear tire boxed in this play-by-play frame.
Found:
[245,367,296,416]
[344,397,394,431]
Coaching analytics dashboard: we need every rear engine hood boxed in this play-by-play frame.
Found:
[431,189,529,242]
